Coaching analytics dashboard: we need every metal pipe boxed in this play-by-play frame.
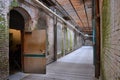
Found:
[33,0,85,36]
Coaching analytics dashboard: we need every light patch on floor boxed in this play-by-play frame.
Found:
[58,46,93,64]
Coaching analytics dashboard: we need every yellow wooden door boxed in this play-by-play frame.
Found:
[23,30,46,73]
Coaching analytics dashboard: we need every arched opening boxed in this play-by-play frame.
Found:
[9,9,25,74]
[9,7,47,75]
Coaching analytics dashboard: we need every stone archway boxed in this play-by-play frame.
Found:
[9,7,32,74]
[11,7,32,32]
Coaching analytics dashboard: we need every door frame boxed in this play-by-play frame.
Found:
[9,7,32,73]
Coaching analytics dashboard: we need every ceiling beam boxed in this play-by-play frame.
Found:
[55,0,78,25]
[82,0,90,31]
[69,0,85,31]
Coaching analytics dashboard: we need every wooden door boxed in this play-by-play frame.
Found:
[23,30,46,73]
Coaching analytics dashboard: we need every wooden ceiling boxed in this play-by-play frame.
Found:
[56,0,92,34]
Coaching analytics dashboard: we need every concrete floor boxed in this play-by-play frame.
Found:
[8,46,96,80]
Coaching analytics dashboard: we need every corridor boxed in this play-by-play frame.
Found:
[16,46,95,80]
[1,0,120,80]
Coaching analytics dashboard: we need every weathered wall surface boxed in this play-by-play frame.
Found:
[46,13,83,62]
[0,0,10,79]
[56,20,83,58]
[84,38,93,46]
[46,13,54,63]
[76,34,83,48]
[101,0,120,80]
[0,0,42,79]
[0,0,84,79]
[57,21,63,55]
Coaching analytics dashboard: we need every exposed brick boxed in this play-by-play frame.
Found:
[0,0,84,79]
[0,0,9,80]
[101,0,120,80]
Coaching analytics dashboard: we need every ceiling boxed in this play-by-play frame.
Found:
[39,0,92,34]
[55,0,92,34]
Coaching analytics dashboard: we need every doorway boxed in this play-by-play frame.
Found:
[9,9,24,74]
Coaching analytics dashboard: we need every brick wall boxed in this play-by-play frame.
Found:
[0,0,84,79]
[0,0,41,79]
[101,0,120,80]
[32,5,84,63]
[0,0,9,79]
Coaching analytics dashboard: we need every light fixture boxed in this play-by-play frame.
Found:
[84,34,89,37]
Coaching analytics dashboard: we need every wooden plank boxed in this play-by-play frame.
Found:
[24,30,46,53]
[24,57,46,74]
[95,0,100,78]
[23,30,46,73]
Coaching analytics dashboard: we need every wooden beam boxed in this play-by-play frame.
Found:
[94,0,100,78]
[82,0,90,31]
[69,0,85,28]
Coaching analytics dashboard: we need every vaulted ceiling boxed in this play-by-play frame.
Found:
[56,0,92,35]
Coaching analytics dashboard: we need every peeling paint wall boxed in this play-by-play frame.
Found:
[56,20,83,58]
[57,21,63,55]
[46,13,54,63]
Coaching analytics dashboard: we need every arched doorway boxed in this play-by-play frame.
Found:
[9,9,24,74]
[9,7,47,74]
